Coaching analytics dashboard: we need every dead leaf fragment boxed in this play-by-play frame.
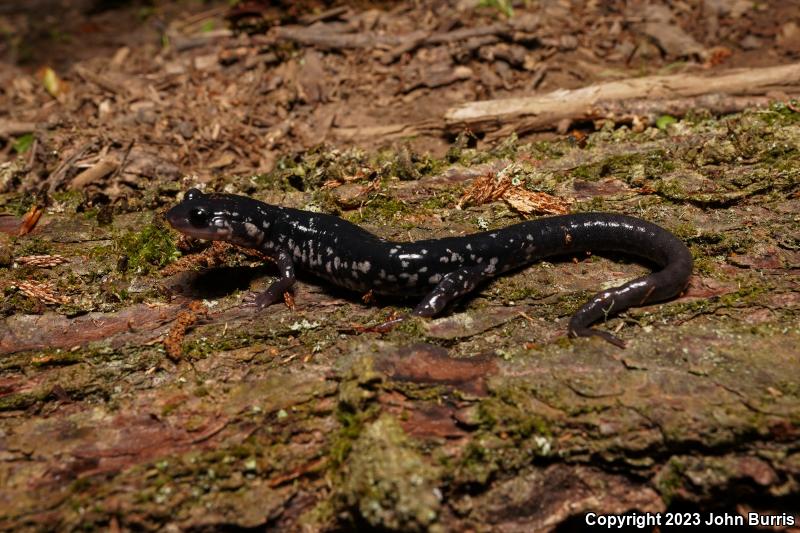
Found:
[19,205,44,236]
[38,67,66,98]
[458,163,571,216]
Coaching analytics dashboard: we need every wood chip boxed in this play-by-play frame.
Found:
[164,300,208,361]
[16,280,70,305]
[15,254,68,267]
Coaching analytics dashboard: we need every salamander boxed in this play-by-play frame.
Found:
[166,188,693,346]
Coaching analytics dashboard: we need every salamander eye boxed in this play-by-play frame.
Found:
[188,208,210,228]
[185,188,203,201]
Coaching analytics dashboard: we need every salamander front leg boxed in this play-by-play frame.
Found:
[246,250,296,309]
[412,266,490,317]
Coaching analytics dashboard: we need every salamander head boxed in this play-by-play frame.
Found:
[166,188,275,247]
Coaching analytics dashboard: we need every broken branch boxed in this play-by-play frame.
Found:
[445,62,800,138]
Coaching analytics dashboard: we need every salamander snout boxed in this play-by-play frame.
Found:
[165,193,227,240]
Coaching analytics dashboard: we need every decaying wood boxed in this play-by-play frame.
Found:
[587,94,773,125]
[445,62,800,138]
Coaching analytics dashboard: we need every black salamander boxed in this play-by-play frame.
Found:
[166,188,693,347]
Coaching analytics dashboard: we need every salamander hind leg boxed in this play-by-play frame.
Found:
[412,265,492,317]
[567,275,665,348]
[245,250,296,309]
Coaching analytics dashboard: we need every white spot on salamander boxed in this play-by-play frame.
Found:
[428,274,442,284]
[405,273,418,284]
[243,222,261,238]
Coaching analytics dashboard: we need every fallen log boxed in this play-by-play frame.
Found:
[445,62,800,138]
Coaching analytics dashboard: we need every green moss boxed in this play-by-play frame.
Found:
[477,0,514,17]
[329,404,375,467]
[645,285,768,325]
[525,139,567,160]
[381,147,446,180]
[256,145,449,194]
[51,190,85,212]
[0,391,45,411]
[654,457,687,506]
[115,223,179,274]
[691,255,719,276]
[29,351,84,367]
[338,415,442,531]
[327,354,384,466]
[342,196,413,226]
[1,289,41,316]
[574,150,676,185]
[455,439,496,485]
[418,188,460,211]
[12,133,34,154]
[478,395,552,440]
[15,236,52,256]
[496,282,546,303]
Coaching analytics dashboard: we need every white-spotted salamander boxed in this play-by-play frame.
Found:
[166,188,692,346]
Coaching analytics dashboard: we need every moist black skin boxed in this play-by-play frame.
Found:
[166,188,693,347]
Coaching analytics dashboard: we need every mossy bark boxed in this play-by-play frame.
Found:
[1,107,799,531]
